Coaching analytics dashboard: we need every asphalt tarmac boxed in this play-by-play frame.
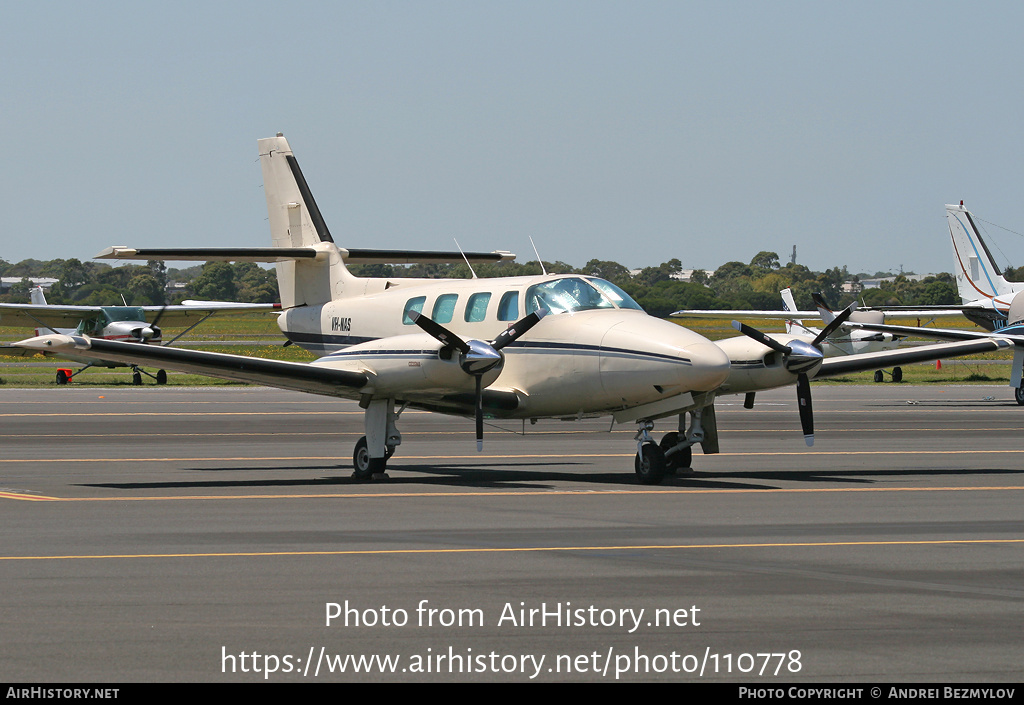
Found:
[1,384,1022,682]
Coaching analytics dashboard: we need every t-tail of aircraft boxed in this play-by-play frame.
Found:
[947,202,1021,302]
[258,134,352,309]
[97,133,515,318]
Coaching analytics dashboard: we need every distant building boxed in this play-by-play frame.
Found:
[858,274,938,290]
[0,277,58,293]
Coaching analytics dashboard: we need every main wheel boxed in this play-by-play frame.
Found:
[873,370,884,383]
[156,369,167,385]
[132,371,142,386]
[352,436,394,479]
[892,366,903,383]
[660,432,692,473]
[635,443,667,485]
[55,370,69,385]
[1015,386,1024,406]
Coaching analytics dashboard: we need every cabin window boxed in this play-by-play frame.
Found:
[432,293,458,324]
[402,296,426,325]
[464,292,491,322]
[497,291,519,321]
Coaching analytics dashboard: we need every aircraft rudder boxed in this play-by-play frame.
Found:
[947,202,1012,300]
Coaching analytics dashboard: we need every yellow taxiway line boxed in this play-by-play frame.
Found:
[3,485,1024,503]
[1,538,1022,562]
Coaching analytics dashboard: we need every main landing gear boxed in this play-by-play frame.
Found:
[352,398,404,480]
[873,367,903,383]
[54,365,167,385]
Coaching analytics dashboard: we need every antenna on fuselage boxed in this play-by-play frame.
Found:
[453,239,478,279]
[529,236,548,276]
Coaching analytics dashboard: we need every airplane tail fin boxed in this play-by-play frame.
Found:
[809,292,841,328]
[780,288,804,334]
[258,134,353,308]
[947,203,1015,301]
[30,286,47,306]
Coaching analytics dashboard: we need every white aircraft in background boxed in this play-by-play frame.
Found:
[945,201,1024,329]
[14,135,1008,483]
[849,203,1024,330]
[1,286,279,384]
[794,203,1024,404]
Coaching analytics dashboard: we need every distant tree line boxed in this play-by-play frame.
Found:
[0,251,967,317]
[350,251,962,317]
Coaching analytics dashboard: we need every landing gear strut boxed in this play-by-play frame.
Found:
[353,398,403,480]
[633,404,715,484]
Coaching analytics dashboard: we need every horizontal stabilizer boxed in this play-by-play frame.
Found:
[96,246,516,265]
[0,302,279,329]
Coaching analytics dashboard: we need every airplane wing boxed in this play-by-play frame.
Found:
[11,333,523,415]
[854,305,971,317]
[0,303,109,328]
[0,302,279,329]
[814,338,1012,377]
[844,321,1002,343]
[671,308,819,319]
[13,334,367,397]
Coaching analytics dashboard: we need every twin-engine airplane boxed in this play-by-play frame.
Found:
[1,286,279,384]
[13,135,1010,483]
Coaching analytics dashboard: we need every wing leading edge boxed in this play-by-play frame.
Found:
[14,335,367,397]
[814,338,1011,377]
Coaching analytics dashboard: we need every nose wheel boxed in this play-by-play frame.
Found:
[635,443,667,485]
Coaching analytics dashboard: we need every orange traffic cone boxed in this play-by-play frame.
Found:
[936,359,942,370]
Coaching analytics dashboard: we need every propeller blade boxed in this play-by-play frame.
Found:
[142,304,169,344]
[407,311,471,354]
[490,309,548,351]
[796,373,814,446]
[475,375,484,452]
[731,320,792,355]
[810,302,856,348]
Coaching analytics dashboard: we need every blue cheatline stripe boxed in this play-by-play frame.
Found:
[294,333,694,366]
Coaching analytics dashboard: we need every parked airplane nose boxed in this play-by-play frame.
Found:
[596,317,731,398]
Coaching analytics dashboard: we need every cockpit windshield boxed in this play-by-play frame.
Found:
[101,307,148,323]
[525,277,643,315]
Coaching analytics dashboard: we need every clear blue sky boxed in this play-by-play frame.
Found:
[3,1,1023,276]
